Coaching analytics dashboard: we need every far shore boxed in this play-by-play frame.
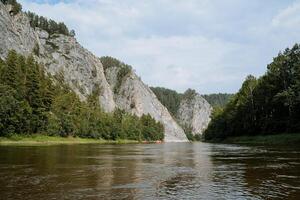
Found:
[220,133,300,145]
[0,135,142,146]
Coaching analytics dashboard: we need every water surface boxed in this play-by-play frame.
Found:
[0,142,299,199]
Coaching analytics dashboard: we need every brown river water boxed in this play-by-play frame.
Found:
[0,142,299,200]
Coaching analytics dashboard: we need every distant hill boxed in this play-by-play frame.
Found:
[202,93,234,108]
[150,87,182,117]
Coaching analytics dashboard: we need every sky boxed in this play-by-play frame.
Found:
[19,0,300,94]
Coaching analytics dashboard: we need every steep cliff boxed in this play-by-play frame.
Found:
[177,91,212,136]
[0,2,188,142]
[0,3,115,112]
[151,87,212,136]
[103,60,188,142]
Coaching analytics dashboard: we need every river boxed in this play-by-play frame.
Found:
[0,142,299,199]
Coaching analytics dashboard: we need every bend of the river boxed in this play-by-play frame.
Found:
[0,142,299,200]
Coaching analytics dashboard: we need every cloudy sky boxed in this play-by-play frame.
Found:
[20,0,300,94]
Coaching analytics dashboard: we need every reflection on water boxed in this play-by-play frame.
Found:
[0,143,299,199]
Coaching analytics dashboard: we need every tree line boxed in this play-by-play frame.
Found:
[202,93,233,108]
[0,50,164,141]
[26,11,75,36]
[1,0,74,36]
[204,44,300,141]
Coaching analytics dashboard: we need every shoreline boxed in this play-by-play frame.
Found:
[0,135,140,146]
[219,133,300,145]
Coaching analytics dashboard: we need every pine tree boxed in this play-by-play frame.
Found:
[25,56,45,132]
[1,51,23,96]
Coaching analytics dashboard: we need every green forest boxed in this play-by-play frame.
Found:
[204,44,300,141]
[150,87,183,117]
[202,93,233,108]
[26,11,74,36]
[0,50,164,141]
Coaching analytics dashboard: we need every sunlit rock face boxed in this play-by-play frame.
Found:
[0,2,188,142]
[177,93,212,136]
[0,2,115,112]
[105,66,188,142]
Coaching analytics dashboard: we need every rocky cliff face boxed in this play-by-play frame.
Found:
[0,3,188,142]
[177,91,212,136]
[105,66,188,142]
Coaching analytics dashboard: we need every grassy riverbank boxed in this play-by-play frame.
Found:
[0,134,139,146]
[222,133,300,145]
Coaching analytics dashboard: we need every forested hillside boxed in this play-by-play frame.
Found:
[0,51,164,141]
[204,44,300,141]
[150,87,182,117]
[202,93,233,108]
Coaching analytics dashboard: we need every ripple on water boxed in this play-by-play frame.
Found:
[0,143,299,199]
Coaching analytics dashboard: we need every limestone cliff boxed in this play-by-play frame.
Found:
[104,63,188,142]
[0,3,115,112]
[0,2,188,142]
[177,91,212,136]
[151,87,212,136]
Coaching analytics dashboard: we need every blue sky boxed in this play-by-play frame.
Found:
[20,0,300,94]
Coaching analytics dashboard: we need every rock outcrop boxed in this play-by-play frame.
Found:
[177,91,212,136]
[0,2,188,142]
[105,65,188,142]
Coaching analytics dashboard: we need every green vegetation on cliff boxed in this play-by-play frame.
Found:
[26,11,74,36]
[0,51,164,141]
[150,87,203,141]
[204,44,300,141]
[1,0,73,36]
[0,0,22,15]
[100,56,132,94]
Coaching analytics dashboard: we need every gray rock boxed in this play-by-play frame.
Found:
[177,93,212,136]
[0,2,188,142]
[105,66,188,142]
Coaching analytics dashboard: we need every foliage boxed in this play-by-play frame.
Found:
[182,89,197,103]
[1,0,22,15]
[26,11,73,36]
[100,56,128,70]
[100,56,132,94]
[114,65,131,93]
[204,44,300,141]
[0,51,164,141]
[202,93,234,108]
[151,87,181,115]
[151,87,183,117]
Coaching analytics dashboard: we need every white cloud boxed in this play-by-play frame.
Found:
[272,1,300,28]
[19,0,300,94]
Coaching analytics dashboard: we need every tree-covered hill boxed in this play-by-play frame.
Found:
[0,50,164,141]
[202,93,233,108]
[204,44,300,141]
[150,87,183,117]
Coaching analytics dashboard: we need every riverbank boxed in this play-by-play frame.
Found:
[221,133,300,145]
[0,135,139,146]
